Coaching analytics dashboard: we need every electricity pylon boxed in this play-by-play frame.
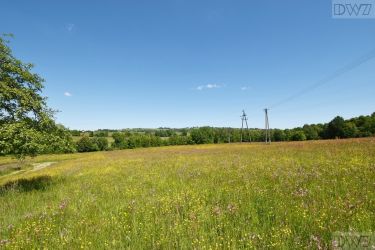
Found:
[264,108,271,144]
[240,110,251,143]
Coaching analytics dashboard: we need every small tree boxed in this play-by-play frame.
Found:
[0,34,75,159]
[112,132,127,149]
[93,137,109,151]
[76,136,99,152]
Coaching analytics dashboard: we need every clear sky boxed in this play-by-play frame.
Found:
[1,0,375,130]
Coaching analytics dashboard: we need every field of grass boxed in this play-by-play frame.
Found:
[1,138,374,249]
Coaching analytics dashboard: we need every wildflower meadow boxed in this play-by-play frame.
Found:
[1,139,374,249]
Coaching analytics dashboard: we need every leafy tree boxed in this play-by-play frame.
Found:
[150,135,163,147]
[94,131,109,137]
[190,127,215,144]
[92,137,109,151]
[112,132,127,149]
[341,122,358,138]
[273,129,286,141]
[140,134,151,147]
[303,125,319,140]
[168,134,179,145]
[251,129,264,142]
[70,130,81,136]
[180,129,188,136]
[127,136,137,149]
[352,115,373,137]
[370,113,375,134]
[291,130,307,141]
[326,116,345,139]
[155,129,175,137]
[228,129,237,142]
[76,136,99,152]
[0,34,75,159]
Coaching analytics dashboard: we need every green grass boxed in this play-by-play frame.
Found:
[1,139,375,249]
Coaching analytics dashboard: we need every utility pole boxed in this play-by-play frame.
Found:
[264,108,271,144]
[240,110,251,143]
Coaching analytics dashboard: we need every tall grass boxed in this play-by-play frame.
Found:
[1,139,374,249]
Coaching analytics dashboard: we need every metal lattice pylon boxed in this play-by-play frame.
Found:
[264,108,271,144]
[240,110,251,143]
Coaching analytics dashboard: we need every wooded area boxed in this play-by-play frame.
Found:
[72,113,375,152]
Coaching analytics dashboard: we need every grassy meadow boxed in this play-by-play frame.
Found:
[0,138,374,249]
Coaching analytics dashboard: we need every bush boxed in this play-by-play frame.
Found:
[76,136,99,152]
[112,132,127,149]
[92,137,109,151]
[94,131,109,137]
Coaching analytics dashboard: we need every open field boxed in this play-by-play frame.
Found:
[1,138,375,249]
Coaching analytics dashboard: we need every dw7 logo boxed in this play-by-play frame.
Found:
[332,232,375,249]
[332,0,375,18]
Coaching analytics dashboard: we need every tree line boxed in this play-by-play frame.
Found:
[73,113,375,152]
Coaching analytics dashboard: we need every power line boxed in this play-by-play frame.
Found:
[269,48,375,109]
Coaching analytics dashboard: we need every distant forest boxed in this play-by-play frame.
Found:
[71,113,375,152]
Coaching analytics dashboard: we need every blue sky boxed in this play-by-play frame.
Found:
[1,0,375,130]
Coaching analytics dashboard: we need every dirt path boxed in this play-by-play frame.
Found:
[1,162,56,178]
[31,162,56,171]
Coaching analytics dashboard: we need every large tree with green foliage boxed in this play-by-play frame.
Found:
[0,34,75,159]
[325,116,346,139]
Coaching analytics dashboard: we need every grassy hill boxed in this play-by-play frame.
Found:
[1,139,375,248]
